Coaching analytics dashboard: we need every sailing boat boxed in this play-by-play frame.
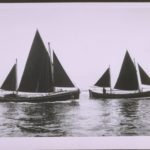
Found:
[89,51,150,99]
[0,30,79,102]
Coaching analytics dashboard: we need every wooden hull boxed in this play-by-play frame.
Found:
[89,89,150,99]
[0,90,80,102]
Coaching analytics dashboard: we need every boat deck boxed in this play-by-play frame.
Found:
[89,89,150,99]
[0,89,80,102]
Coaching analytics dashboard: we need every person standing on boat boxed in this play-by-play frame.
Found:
[103,87,106,94]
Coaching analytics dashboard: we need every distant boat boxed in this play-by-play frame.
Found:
[0,30,79,102]
[89,51,150,99]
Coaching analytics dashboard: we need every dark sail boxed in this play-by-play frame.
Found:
[53,51,74,87]
[18,30,53,92]
[138,64,150,85]
[95,68,110,87]
[114,51,139,90]
[1,64,17,91]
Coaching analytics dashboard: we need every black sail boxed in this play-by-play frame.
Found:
[53,51,74,87]
[114,51,139,90]
[18,30,53,92]
[95,68,110,87]
[138,64,150,85]
[1,64,17,91]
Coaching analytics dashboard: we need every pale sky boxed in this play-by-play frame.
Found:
[0,3,150,89]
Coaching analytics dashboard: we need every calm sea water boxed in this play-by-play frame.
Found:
[0,91,150,137]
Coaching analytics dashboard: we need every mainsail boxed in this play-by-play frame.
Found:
[95,67,110,87]
[138,64,150,85]
[1,63,17,91]
[18,30,53,92]
[53,51,74,87]
[114,51,139,90]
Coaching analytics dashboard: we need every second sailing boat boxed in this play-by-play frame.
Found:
[89,51,150,99]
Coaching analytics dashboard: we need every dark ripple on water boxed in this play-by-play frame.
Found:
[0,92,150,136]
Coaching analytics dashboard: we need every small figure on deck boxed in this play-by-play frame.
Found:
[103,87,106,94]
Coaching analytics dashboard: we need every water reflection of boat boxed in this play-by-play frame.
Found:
[89,51,150,99]
[120,100,139,118]
[118,99,139,135]
[0,30,79,102]
[15,100,79,136]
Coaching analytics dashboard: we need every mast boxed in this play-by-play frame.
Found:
[15,58,18,94]
[109,65,112,93]
[48,42,54,90]
[134,58,141,92]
